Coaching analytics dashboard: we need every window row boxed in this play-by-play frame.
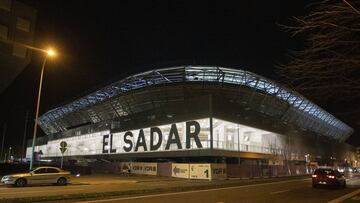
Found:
[0,21,30,58]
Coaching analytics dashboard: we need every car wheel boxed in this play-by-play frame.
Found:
[312,183,317,188]
[15,178,27,187]
[57,177,67,186]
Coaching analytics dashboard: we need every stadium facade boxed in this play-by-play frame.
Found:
[26,66,355,173]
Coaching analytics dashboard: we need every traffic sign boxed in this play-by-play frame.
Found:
[59,141,67,154]
[60,141,67,148]
[59,141,67,169]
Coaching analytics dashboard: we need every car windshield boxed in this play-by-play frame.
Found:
[30,168,47,174]
[315,169,333,174]
[30,168,40,173]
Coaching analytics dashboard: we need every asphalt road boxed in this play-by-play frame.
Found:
[1,174,360,202]
[75,176,360,203]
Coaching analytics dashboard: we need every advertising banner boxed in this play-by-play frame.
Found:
[211,163,227,179]
[268,159,284,166]
[157,162,172,177]
[190,164,211,180]
[172,163,189,179]
[142,162,157,175]
[120,162,132,173]
[131,162,144,174]
[128,162,158,175]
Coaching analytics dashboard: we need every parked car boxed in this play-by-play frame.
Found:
[345,167,355,173]
[312,168,346,189]
[1,166,71,187]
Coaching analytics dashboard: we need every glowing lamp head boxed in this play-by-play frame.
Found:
[47,49,55,57]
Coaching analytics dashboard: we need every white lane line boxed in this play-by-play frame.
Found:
[0,188,84,195]
[77,178,309,203]
[270,190,290,195]
[351,195,360,200]
[328,188,360,203]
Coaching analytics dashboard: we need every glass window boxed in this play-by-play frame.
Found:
[16,17,31,32]
[13,45,27,58]
[0,24,8,39]
[243,131,252,141]
[0,0,11,11]
[46,168,59,173]
[314,169,333,175]
[34,168,47,174]
[212,118,285,154]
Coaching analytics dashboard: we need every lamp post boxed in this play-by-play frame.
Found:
[29,49,56,171]
[0,37,57,169]
[8,147,11,163]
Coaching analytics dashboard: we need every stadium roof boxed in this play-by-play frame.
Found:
[38,66,353,141]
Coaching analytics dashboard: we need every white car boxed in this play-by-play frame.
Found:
[1,166,71,187]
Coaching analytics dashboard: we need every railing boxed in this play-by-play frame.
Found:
[212,141,283,155]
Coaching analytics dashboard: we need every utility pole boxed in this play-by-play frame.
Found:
[0,123,7,162]
[8,147,12,162]
[21,111,29,162]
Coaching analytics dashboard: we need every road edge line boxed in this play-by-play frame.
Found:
[77,178,308,203]
[328,188,360,203]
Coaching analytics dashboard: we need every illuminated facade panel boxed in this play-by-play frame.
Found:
[27,118,211,158]
[26,118,287,158]
[212,118,285,154]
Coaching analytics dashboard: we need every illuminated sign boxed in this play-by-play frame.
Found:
[26,117,285,158]
[102,121,203,153]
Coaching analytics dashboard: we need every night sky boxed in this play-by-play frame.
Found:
[2,0,348,157]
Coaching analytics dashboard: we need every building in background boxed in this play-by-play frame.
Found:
[0,0,37,93]
[26,66,355,177]
[355,147,360,167]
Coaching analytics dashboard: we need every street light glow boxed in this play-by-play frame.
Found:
[47,49,55,57]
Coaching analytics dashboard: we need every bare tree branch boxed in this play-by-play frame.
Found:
[343,0,360,14]
[277,0,360,102]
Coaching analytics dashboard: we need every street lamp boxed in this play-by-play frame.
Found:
[29,48,56,171]
[47,49,55,57]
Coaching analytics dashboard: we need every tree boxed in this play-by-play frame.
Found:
[277,0,360,102]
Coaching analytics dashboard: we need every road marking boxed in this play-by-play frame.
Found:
[78,178,309,203]
[270,190,290,195]
[0,188,84,195]
[351,195,360,200]
[328,188,360,203]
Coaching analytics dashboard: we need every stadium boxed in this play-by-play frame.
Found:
[26,66,354,178]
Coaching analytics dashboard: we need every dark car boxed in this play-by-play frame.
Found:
[312,168,346,188]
